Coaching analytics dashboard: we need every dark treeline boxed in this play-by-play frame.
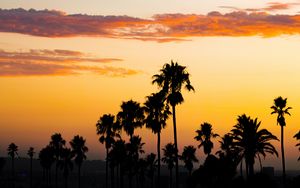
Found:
[1,61,300,188]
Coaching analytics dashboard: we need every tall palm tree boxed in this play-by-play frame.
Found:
[39,145,55,187]
[117,100,144,139]
[294,131,300,161]
[152,61,194,188]
[162,143,177,188]
[50,133,66,188]
[96,114,120,188]
[144,92,170,188]
[70,135,88,188]
[7,143,18,188]
[27,147,35,188]
[58,148,74,188]
[231,114,278,177]
[194,122,219,156]
[126,135,145,188]
[271,96,291,182]
[179,145,198,176]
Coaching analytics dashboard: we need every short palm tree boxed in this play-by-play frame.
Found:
[50,133,66,188]
[126,135,145,188]
[110,139,127,188]
[96,114,119,188]
[194,122,219,156]
[7,143,18,188]
[294,131,300,161]
[27,147,35,188]
[39,145,55,187]
[162,143,177,188]
[58,148,74,188]
[144,92,170,188]
[145,153,157,188]
[117,100,144,139]
[180,145,198,176]
[152,61,194,188]
[70,135,88,188]
[271,96,291,182]
[231,114,278,177]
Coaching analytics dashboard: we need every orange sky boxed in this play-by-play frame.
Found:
[0,1,300,170]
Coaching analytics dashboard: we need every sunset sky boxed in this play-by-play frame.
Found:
[0,0,300,170]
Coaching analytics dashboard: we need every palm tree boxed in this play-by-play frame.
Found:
[110,139,127,188]
[39,145,55,187]
[27,147,35,188]
[58,148,74,188]
[294,131,300,161]
[271,96,291,182]
[194,122,219,156]
[50,133,66,188]
[96,114,120,188]
[180,145,198,176]
[117,100,144,139]
[7,143,18,188]
[145,153,157,188]
[144,92,170,188]
[126,135,145,188]
[70,135,88,188]
[162,143,177,188]
[231,114,278,177]
[152,61,194,188]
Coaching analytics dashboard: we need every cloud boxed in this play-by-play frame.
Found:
[220,2,300,12]
[1,8,300,42]
[0,49,140,77]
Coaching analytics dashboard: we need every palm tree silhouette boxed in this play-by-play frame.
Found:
[117,100,144,139]
[58,148,74,188]
[7,143,18,188]
[39,145,55,187]
[27,147,35,188]
[110,139,127,188]
[231,114,278,177]
[50,133,66,188]
[271,96,291,183]
[180,145,198,176]
[294,131,300,161]
[145,153,157,188]
[194,122,219,156]
[70,135,88,188]
[144,92,170,188]
[96,114,120,188]
[152,61,194,188]
[126,135,145,188]
[162,143,177,188]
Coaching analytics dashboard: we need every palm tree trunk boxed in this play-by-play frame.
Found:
[12,157,14,188]
[257,154,263,173]
[111,166,115,188]
[120,166,124,188]
[157,132,161,188]
[65,175,68,188]
[245,159,249,179]
[117,165,119,188]
[172,105,179,188]
[30,157,33,188]
[169,168,173,188]
[106,148,109,188]
[281,125,286,184]
[78,165,81,188]
[55,162,58,188]
[240,159,243,177]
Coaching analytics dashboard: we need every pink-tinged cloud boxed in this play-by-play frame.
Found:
[220,2,300,12]
[1,8,300,41]
[0,49,139,77]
